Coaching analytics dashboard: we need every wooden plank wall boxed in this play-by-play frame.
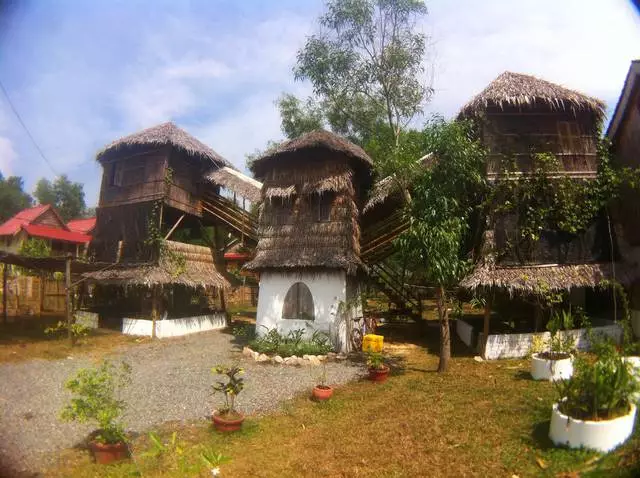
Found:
[0,276,66,317]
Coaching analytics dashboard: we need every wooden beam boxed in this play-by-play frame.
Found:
[481,294,492,359]
[164,214,186,240]
[65,254,74,346]
[2,263,7,324]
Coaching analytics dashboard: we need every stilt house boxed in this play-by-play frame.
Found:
[245,130,373,351]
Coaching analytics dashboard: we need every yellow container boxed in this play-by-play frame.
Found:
[362,334,384,352]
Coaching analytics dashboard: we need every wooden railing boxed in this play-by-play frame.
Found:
[201,192,258,242]
[360,211,409,263]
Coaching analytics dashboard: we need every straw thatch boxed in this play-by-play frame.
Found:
[363,176,398,213]
[207,166,262,203]
[97,122,232,168]
[82,241,229,289]
[459,72,605,119]
[250,130,373,177]
[460,261,635,293]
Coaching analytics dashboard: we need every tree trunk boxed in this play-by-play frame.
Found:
[65,254,75,346]
[436,286,450,373]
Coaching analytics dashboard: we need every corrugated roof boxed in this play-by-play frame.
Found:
[0,204,53,236]
[67,217,96,234]
[22,224,91,244]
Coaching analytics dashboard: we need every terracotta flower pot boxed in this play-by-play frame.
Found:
[212,411,245,432]
[88,440,129,464]
[312,385,334,401]
[368,365,390,383]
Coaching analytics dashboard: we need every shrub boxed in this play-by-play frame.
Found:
[248,328,333,357]
[211,364,245,418]
[554,339,640,420]
[60,360,131,444]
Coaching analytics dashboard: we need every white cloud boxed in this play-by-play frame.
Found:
[0,136,18,175]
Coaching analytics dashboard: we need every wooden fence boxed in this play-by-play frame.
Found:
[1,275,66,317]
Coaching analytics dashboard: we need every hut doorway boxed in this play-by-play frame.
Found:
[282,282,314,321]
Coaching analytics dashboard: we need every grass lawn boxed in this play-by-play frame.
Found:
[43,321,639,478]
[0,315,149,363]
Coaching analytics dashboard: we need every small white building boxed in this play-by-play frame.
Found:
[245,131,373,352]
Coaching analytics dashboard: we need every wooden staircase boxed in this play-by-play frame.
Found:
[201,192,258,243]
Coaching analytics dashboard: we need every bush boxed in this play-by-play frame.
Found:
[249,328,333,357]
[555,339,640,421]
[60,360,131,444]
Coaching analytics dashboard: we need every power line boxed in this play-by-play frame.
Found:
[0,78,58,176]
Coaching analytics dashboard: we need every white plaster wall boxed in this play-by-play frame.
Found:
[122,313,227,338]
[478,322,624,360]
[255,270,349,351]
[455,319,476,349]
[74,311,99,329]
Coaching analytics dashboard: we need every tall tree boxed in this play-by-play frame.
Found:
[285,0,432,145]
[0,172,33,222]
[395,119,486,372]
[33,175,86,221]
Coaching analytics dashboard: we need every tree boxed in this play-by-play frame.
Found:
[33,175,86,221]
[0,172,33,222]
[282,0,432,146]
[395,119,486,372]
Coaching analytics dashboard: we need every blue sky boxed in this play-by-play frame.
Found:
[0,0,639,207]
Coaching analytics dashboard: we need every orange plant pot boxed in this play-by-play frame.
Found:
[212,412,245,432]
[368,365,390,383]
[89,440,129,464]
[312,385,334,401]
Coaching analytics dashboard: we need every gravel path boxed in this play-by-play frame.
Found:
[0,330,363,476]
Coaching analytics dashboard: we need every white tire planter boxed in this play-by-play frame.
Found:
[530,353,573,381]
[549,402,637,453]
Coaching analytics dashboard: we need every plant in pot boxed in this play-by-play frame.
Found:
[366,352,390,383]
[530,310,576,381]
[549,338,640,452]
[312,363,333,401]
[211,364,245,432]
[60,360,132,464]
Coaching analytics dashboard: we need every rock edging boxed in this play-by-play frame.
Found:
[242,347,347,366]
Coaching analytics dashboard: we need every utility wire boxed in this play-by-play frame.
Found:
[0,78,58,176]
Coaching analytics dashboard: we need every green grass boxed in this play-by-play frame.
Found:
[43,323,640,477]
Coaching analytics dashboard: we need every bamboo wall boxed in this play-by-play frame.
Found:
[1,275,66,317]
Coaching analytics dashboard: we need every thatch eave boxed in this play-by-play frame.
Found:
[206,166,262,203]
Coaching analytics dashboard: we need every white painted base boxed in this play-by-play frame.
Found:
[530,353,573,381]
[455,319,623,360]
[122,313,227,338]
[74,311,99,329]
[632,311,640,339]
[455,319,477,349]
[255,271,360,353]
[549,402,637,453]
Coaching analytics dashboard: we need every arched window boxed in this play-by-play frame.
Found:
[282,282,314,320]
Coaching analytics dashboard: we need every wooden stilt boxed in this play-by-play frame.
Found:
[2,263,8,325]
[482,294,492,359]
[151,286,158,339]
[65,254,74,346]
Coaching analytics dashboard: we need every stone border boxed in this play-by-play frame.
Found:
[242,346,347,366]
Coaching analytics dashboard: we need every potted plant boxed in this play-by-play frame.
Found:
[211,364,245,432]
[366,352,390,383]
[549,339,640,452]
[312,363,333,401]
[60,360,132,464]
[530,310,575,381]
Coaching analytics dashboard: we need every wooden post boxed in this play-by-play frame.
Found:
[65,254,74,346]
[39,272,45,315]
[151,286,158,339]
[2,263,7,325]
[482,293,492,359]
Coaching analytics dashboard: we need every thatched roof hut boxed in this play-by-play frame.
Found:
[245,130,373,275]
[458,72,605,119]
[96,122,232,168]
[206,166,262,203]
[82,241,229,289]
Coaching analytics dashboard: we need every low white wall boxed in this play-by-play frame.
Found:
[121,313,227,338]
[455,319,476,349]
[255,271,350,352]
[74,311,99,329]
[477,322,623,360]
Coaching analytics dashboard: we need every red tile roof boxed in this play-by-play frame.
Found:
[22,224,91,244]
[67,217,96,234]
[0,204,53,236]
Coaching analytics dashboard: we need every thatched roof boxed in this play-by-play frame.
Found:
[250,130,373,177]
[459,72,605,119]
[97,122,232,168]
[206,166,262,203]
[363,176,398,213]
[82,241,229,289]
[460,261,635,293]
